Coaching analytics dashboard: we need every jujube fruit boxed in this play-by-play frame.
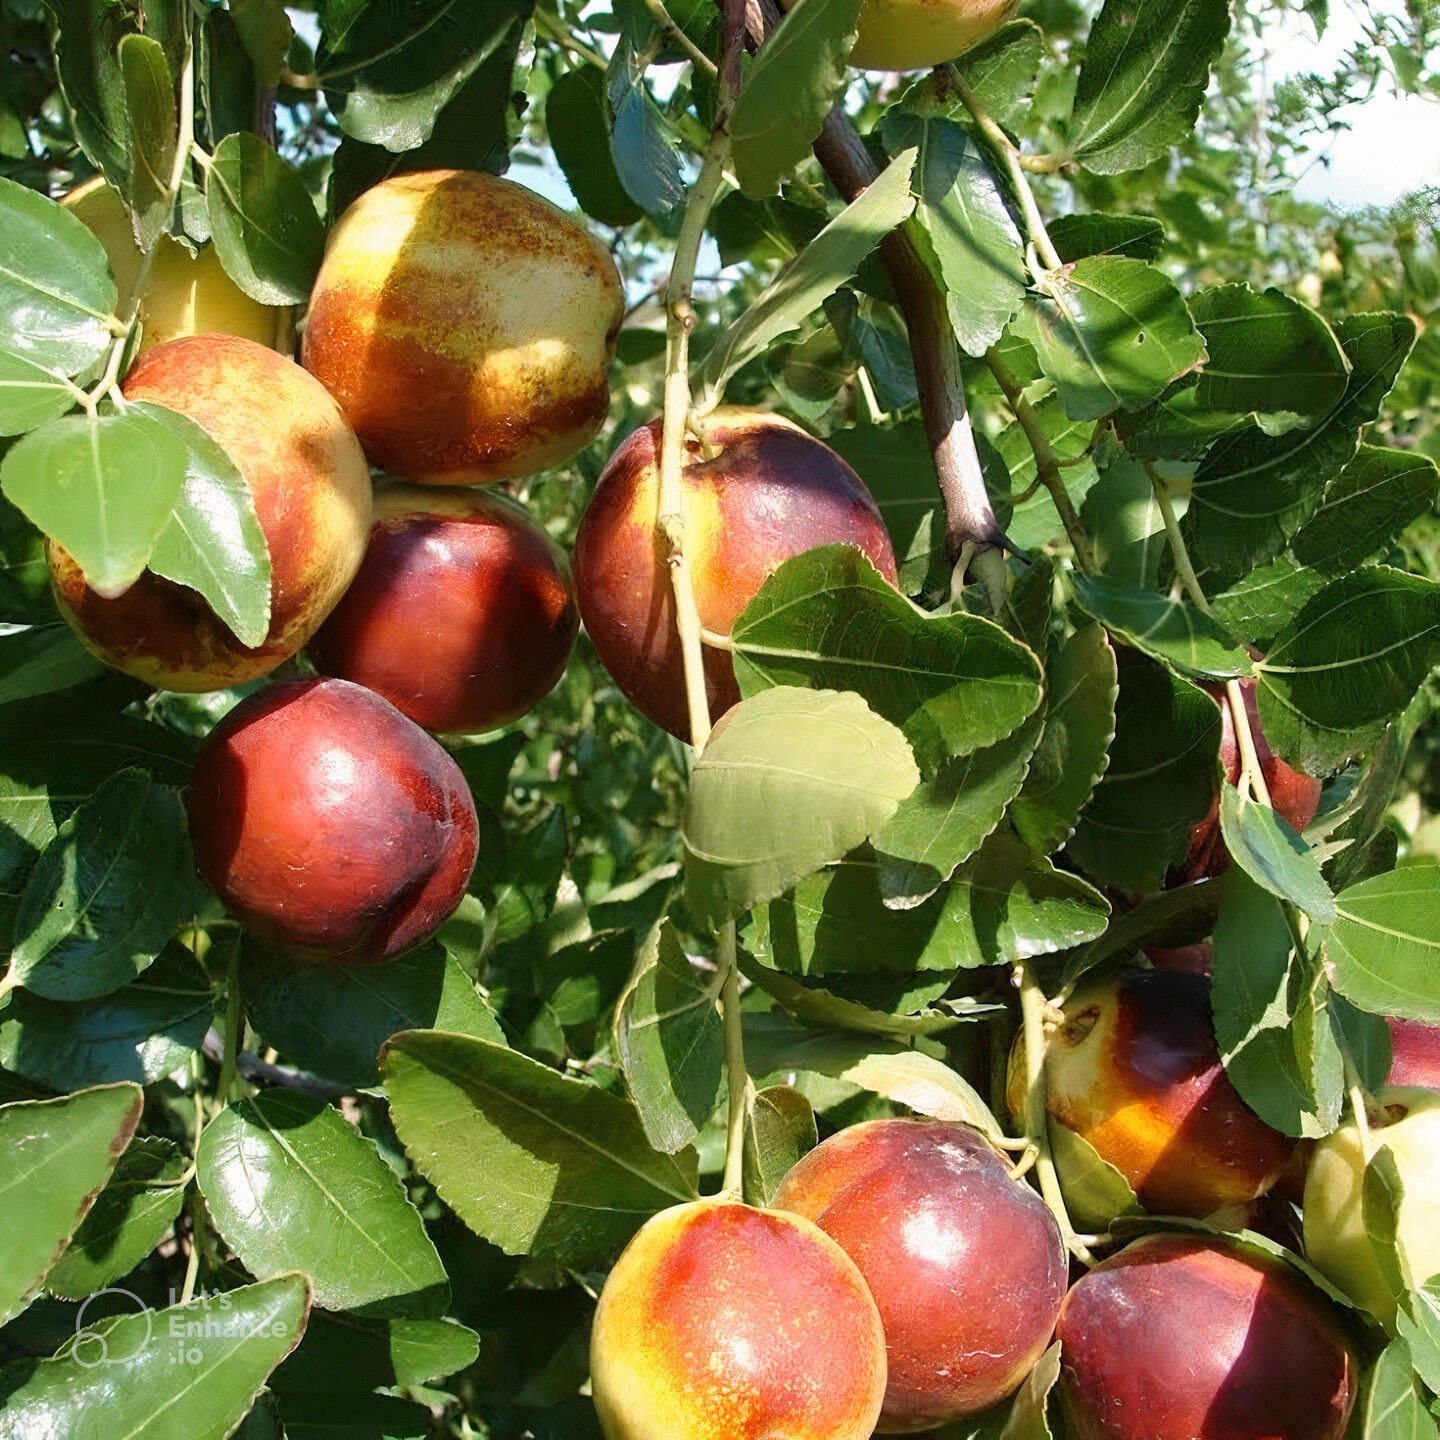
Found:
[50,335,372,692]
[1385,1017,1440,1089]
[772,1118,1067,1432]
[1303,1085,1440,1329]
[1015,968,1295,1217]
[186,678,478,964]
[589,1199,887,1440]
[848,0,1019,70]
[302,169,624,484]
[573,410,897,739]
[1057,1234,1357,1440]
[309,485,578,734]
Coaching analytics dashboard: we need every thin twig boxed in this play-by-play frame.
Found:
[201,1029,351,1100]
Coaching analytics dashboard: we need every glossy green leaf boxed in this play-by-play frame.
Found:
[730,0,862,198]
[1070,572,1252,680]
[1012,623,1118,855]
[0,624,105,707]
[117,34,177,250]
[696,147,917,403]
[46,1136,187,1299]
[1016,256,1207,421]
[1255,566,1440,774]
[1083,453,1167,586]
[316,0,533,152]
[242,939,503,1089]
[382,1029,697,1266]
[136,401,272,648]
[950,21,1044,131]
[12,769,192,1002]
[1062,878,1220,987]
[607,47,684,216]
[682,687,920,931]
[0,1081,142,1324]
[546,67,642,228]
[1218,785,1335,922]
[1211,867,1340,1138]
[1322,865,1440,1025]
[990,394,1103,551]
[614,921,724,1155]
[1068,0,1232,173]
[743,1085,816,1207]
[1182,312,1416,585]
[199,1089,449,1316]
[1362,1339,1434,1439]
[1189,283,1349,423]
[1067,660,1222,893]
[1,408,188,598]
[0,349,79,437]
[1049,1123,1144,1231]
[44,0,134,195]
[1210,555,1329,652]
[207,132,325,305]
[731,546,1043,769]
[1049,212,1166,263]
[0,174,117,375]
[2,1275,310,1437]
[1000,1339,1060,1439]
[271,1311,480,1394]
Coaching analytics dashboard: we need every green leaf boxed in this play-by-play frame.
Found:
[1218,785,1335,923]
[11,769,192,1002]
[1068,0,1232,174]
[1061,878,1220,987]
[199,1089,449,1317]
[1000,1340,1060,1439]
[1362,1339,1434,1439]
[1255,566,1440,775]
[1049,212,1166,263]
[46,1135,188,1299]
[696,147,918,402]
[875,716,1041,902]
[1322,864,1440,1025]
[117,34,178,250]
[0,170,118,377]
[241,939,503,1090]
[1290,446,1440,575]
[2,1275,311,1435]
[950,21,1044,132]
[271,1312,480,1394]
[1,408,188,598]
[731,545,1043,769]
[1210,555,1329,653]
[607,47,684,215]
[206,132,325,305]
[0,943,212,1091]
[614,921,725,1155]
[43,0,134,195]
[1015,257,1207,421]
[547,67,642,228]
[1048,1123,1144,1231]
[1188,283,1349,425]
[1012,623,1118,854]
[730,0,862,198]
[0,349,80,437]
[682,686,920,931]
[136,401,272,648]
[0,624,105,707]
[990,395,1104,550]
[744,1085,816,1207]
[381,1029,697,1266]
[316,0,533,152]
[1211,867,1340,1138]
[1067,660,1222,893]
[1070,572,1252,680]
[1182,312,1417,585]
[0,1081,142,1324]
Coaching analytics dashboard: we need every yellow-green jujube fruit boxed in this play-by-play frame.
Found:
[849,0,1019,71]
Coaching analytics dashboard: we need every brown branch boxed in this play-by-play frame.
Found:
[202,1028,352,1100]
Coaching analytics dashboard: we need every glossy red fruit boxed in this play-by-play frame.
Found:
[1057,1234,1357,1440]
[772,1118,1068,1432]
[573,409,897,740]
[309,486,579,734]
[589,1200,887,1440]
[1021,969,1295,1217]
[1386,1017,1440,1088]
[187,678,478,963]
[1178,680,1323,883]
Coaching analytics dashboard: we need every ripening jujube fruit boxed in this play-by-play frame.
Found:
[308,485,579,735]
[63,178,286,357]
[1304,1085,1440,1329]
[848,0,1018,70]
[186,678,478,965]
[1014,968,1295,1218]
[1385,1017,1440,1088]
[302,169,624,484]
[1057,1234,1358,1440]
[589,1200,887,1440]
[573,410,898,740]
[771,1118,1068,1433]
[1178,678,1323,883]
[50,335,373,692]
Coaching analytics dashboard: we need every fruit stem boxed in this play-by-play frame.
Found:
[1224,679,1274,809]
[985,350,1095,570]
[946,68,1064,275]
[641,0,720,76]
[216,939,244,1106]
[0,970,16,1003]
[1017,961,1096,1265]
[718,922,750,1200]
[1145,463,1213,615]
